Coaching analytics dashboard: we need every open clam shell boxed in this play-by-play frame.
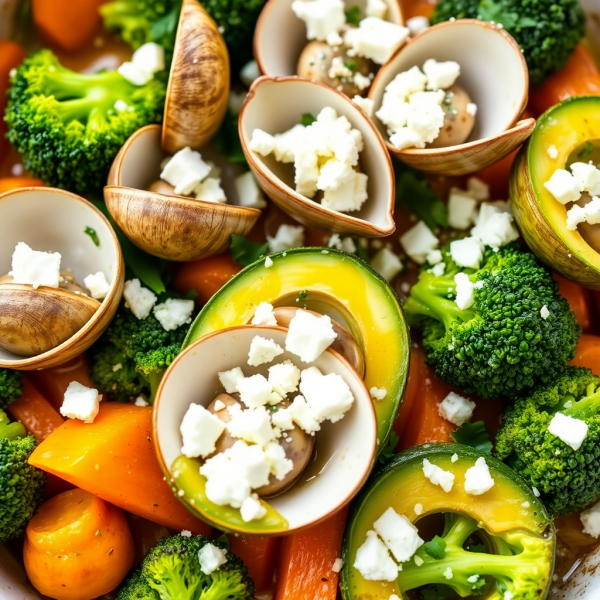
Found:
[105,125,261,261]
[161,0,230,153]
[369,19,535,175]
[0,188,124,370]
[239,76,396,237]
[255,0,404,78]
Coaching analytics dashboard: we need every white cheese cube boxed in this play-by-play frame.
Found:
[123,278,157,320]
[60,382,101,424]
[344,17,409,65]
[373,507,424,562]
[408,90,445,107]
[466,177,489,201]
[406,16,429,35]
[274,125,306,163]
[218,367,245,394]
[227,408,276,448]
[265,256,273,268]
[114,99,129,112]
[431,262,445,276]
[423,59,461,90]
[400,221,439,264]
[464,457,495,495]
[161,147,211,196]
[466,103,477,116]
[249,129,276,156]
[422,458,454,492]
[438,391,476,426]
[241,494,267,522]
[353,530,399,582]
[454,272,475,310]
[237,374,281,408]
[268,224,305,252]
[566,204,587,231]
[366,0,388,18]
[200,453,251,507]
[248,336,284,366]
[332,558,344,572]
[131,42,165,75]
[353,72,372,91]
[153,298,194,331]
[11,242,61,289]
[135,396,149,407]
[117,61,153,86]
[180,403,226,458]
[294,146,320,197]
[386,66,427,98]
[264,441,294,480]
[581,500,600,538]
[240,60,261,87]
[585,196,600,225]
[548,412,588,451]
[449,236,483,269]
[286,310,337,362]
[540,305,550,320]
[543,169,582,204]
[352,95,375,117]
[546,145,558,160]
[570,162,600,196]
[328,234,357,253]
[407,103,445,144]
[471,203,519,249]
[321,171,368,212]
[388,127,425,150]
[370,248,403,281]
[370,387,387,401]
[317,158,355,191]
[448,188,478,230]
[376,95,411,132]
[194,177,227,203]
[300,366,355,423]
[268,360,301,396]
[291,0,346,41]
[427,249,443,265]
[83,271,110,300]
[198,543,228,575]
[288,394,321,433]
[271,406,295,431]
[327,30,344,46]
[327,126,361,166]
[228,440,271,487]
[235,172,267,209]
[251,302,277,326]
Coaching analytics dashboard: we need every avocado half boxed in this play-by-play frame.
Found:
[510,96,600,289]
[340,444,555,600]
[183,248,411,449]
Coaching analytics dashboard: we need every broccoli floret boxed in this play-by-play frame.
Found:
[5,49,166,194]
[404,243,580,399]
[400,512,552,599]
[116,534,255,600]
[0,409,47,544]
[430,0,585,86]
[0,368,22,410]
[496,366,600,515]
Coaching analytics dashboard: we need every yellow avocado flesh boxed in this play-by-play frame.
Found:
[341,447,554,600]
[528,96,600,272]
[184,248,410,448]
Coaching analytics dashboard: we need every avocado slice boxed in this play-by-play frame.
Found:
[183,248,410,449]
[510,96,600,289]
[341,444,555,600]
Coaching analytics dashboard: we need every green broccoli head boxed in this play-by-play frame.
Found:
[0,410,47,544]
[5,49,166,194]
[404,243,580,399]
[116,534,255,600]
[496,366,600,515]
[430,0,585,86]
[0,368,22,410]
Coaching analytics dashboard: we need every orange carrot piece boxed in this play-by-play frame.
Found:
[570,334,600,372]
[28,402,212,535]
[393,346,424,444]
[7,377,64,442]
[173,253,242,305]
[229,535,280,592]
[553,273,592,332]
[274,508,348,600]
[29,354,95,411]
[0,177,45,194]
[529,44,600,117]
[400,0,437,19]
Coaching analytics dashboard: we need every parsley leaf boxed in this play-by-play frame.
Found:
[344,59,358,71]
[230,235,269,267]
[423,536,447,559]
[344,5,362,26]
[301,113,316,127]
[84,226,100,246]
[450,421,493,453]
[477,0,536,30]
[150,0,182,42]
[377,432,399,465]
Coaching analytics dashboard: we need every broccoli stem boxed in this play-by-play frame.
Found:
[563,386,600,420]
[0,410,26,441]
[145,371,166,405]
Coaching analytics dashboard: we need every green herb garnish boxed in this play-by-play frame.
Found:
[578,141,594,160]
[230,235,269,267]
[84,226,100,246]
[344,59,358,71]
[450,421,493,453]
[301,113,316,127]
[477,0,537,29]
[423,536,447,560]
[344,5,362,26]
[377,432,399,465]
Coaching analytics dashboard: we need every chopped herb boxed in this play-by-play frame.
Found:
[215,533,230,550]
[377,431,399,465]
[450,421,493,453]
[297,290,310,301]
[344,5,362,26]
[230,235,269,267]
[423,536,447,560]
[477,0,537,30]
[301,113,316,127]
[578,141,594,160]
[344,59,358,71]
[84,226,100,246]
[95,530,102,536]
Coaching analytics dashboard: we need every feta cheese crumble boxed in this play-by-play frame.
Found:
[353,530,399,581]
[449,236,483,270]
[581,500,600,538]
[123,279,157,320]
[464,457,495,495]
[285,309,337,362]
[406,16,429,35]
[448,188,478,230]
[453,272,475,310]
[268,224,305,252]
[161,147,211,196]
[84,272,110,300]
[370,387,388,401]
[11,242,61,289]
[352,95,375,117]
[300,366,354,423]
[540,305,550,320]
[373,507,424,562]
[471,202,519,250]
[218,367,245,394]
[118,42,165,85]
[237,374,281,408]
[235,171,267,209]
[180,403,226,458]
[198,543,228,575]
[153,298,194,331]
[344,17,409,64]
[547,412,588,451]
[252,302,278,326]
[291,0,346,41]
[400,221,439,264]
[241,494,267,522]
[370,248,403,281]
[248,336,284,366]
[544,169,582,205]
[60,382,101,424]
[422,459,454,492]
[438,391,475,426]
[268,360,301,395]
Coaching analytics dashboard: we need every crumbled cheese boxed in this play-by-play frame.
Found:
[195,177,227,203]
[287,394,322,433]
[373,507,424,562]
[344,17,409,65]
[352,95,375,117]
[414,556,424,566]
[153,298,194,331]
[532,487,540,497]
[451,453,458,463]
[218,367,245,394]
[400,221,439,264]
[328,233,357,253]
[237,374,281,408]
[264,440,294,479]
[423,59,460,90]
[240,60,261,87]
[504,593,514,600]
[431,264,446,277]
[406,15,429,35]
[585,196,600,225]
[466,103,477,117]
[198,543,228,575]
[291,0,346,41]
[10,242,61,289]
[449,236,483,269]
[467,177,490,201]
[214,441,270,490]
[427,249,443,265]
[60,382,101,424]
[422,459,454,492]
[235,172,267,209]
[567,197,600,230]
[570,162,600,196]
[268,360,301,396]
[118,41,165,86]
[453,272,475,310]
[241,494,267,522]
[265,256,273,267]
[540,305,550,320]
[438,391,476,426]
[248,336,284,366]
[252,302,278,326]
[180,403,226,458]
[272,406,294,431]
[161,147,211,195]
[321,172,368,212]
[201,452,251,507]
[547,412,588,451]
[370,387,387,401]
[114,99,128,112]
[327,30,343,46]
[332,558,344,572]
[464,457,495,495]
[581,500,600,538]
[353,72,372,91]
[353,530,399,581]
[123,279,157,320]
[83,271,110,300]
[180,530,192,537]
[370,248,403,281]
[546,145,558,160]
[300,366,354,423]
[268,224,305,252]
[443,567,453,580]
[414,503,423,515]
[366,0,388,18]
[521,501,530,508]
[448,189,478,230]
[214,400,226,411]
[471,203,519,249]
[286,310,337,362]
[249,129,276,156]
[543,169,581,204]
[134,396,148,407]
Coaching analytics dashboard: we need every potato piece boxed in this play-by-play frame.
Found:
[428,84,476,149]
